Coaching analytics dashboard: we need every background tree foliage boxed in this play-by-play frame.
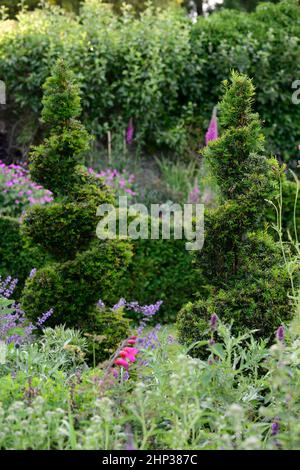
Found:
[221,0,279,11]
[0,0,185,17]
[0,1,81,17]
[0,0,299,161]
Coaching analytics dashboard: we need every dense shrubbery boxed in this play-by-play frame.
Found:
[0,0,299,160]
[0,217,49,294]
[178,72,293,354]
[118,237,201,323]
[20,60,132,360]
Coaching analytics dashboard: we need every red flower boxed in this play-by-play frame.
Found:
[114,358,129,369]
[124,347,139,355]
[127,339,136,345]
[119,348,138,363]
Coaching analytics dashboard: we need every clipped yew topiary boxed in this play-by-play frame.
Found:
[177,72,292,354]
[21,60,132,358]
[0,216,50,296]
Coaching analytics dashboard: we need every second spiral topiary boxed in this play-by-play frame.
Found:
[177,72,293,355]
[20,60,132,359]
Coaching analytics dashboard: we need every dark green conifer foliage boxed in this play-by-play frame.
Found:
[177,72,292,354]
[21,60,132,360]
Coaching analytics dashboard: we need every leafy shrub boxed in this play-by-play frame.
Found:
[39,325,88,370]
[22,240,132,327]
[177,72,293,354]
[20,60,132,360]
[1,1,300,159]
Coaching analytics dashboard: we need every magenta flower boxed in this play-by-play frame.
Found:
[114,358,129,370]
[119,350,137,363]
[124,347,139,355]
[127,339,137,345]
[205,107,218,145]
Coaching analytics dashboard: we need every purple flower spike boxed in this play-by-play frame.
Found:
[112,298,126,311]
[126,119,134,145]
[97,299,105,309]
[0,276,18,298]
[123,370,130,381]
[36,308,53,328]
[271,418,280,436]
[210,313,218,331]
[29,268,37,279]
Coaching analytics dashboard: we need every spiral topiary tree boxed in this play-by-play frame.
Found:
[177,72,293,354]
[21,60,132,359]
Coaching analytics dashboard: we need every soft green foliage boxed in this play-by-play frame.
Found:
[155,157,199,202]
[1,1,299,159]
[178,72,292,353]
[21,60,132,360]
[39,325,88,368]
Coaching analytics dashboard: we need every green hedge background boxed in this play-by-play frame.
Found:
[0,0,299,160]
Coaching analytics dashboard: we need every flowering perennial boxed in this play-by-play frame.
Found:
[0,276,53,345]
[205,107,218,145]
[0,160,53,217]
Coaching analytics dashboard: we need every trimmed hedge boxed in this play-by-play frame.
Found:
[0,216,49,295]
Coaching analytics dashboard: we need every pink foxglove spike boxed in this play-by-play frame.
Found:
[205,106,218,146]
[126,118,134,145]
